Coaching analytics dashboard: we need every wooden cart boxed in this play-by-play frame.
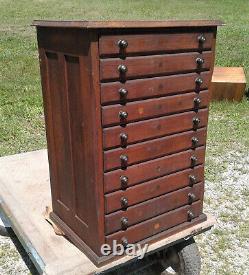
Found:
[0,150,215,274]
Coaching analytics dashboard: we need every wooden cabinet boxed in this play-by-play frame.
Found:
[34,20,222,265]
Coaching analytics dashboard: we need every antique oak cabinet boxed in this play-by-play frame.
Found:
[34,20,222,264]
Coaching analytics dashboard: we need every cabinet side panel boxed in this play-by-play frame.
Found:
[37,28,104,254]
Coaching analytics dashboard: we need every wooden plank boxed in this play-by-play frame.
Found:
[100,52,212,81]
[210,67,246,101]
[99,32,213,56]
[102,90,209,127]
[104,128,207,171]
[105,165,204,211]
[103,109,208,149]
[101,71,211,104]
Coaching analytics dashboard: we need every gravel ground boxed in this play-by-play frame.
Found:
[0,150,248,275]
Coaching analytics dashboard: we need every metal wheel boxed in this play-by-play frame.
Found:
[159,238,201,275]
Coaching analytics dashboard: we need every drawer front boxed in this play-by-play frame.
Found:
[104,146,206,192]
[105,201,203,245]
[102,90,209,127]
[100,52,212,81]
[104,128,207,171]
[101,71,211,105]
[99,32,213,56]
[105,165,204,213]
[103,108,208,149]
[105,182,203,234]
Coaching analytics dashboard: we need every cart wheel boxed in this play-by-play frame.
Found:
[160,238,201,275]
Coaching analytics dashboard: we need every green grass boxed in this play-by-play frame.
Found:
[0,0,249,157]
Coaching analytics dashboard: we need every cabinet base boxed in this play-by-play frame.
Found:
[50,211,207,266]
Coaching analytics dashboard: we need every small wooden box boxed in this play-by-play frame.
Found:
[34,20,222,264]
[210,67,246,101]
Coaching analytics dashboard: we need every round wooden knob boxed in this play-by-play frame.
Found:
[192,137,199,147]
[120,175,128,189]
[188,193,196,204]
[195,77,203,85]
[189,175,197,186]
[198,34,206,43]
[121,217,129,229]
[118,64,128,73]
[120,197,128,208]
[196,57,204,65]
[118,39,128,49]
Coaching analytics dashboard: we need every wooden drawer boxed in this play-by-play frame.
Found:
[105,165,204,213]
[102,90,209,127]
[104,128,207,171]
[105,182,203,234]
[103,108,208,149]
[99,32,213,57]
[100,51,212,81]
[104,146,206,193]
[101,71,211,105]
[105,201,203,245]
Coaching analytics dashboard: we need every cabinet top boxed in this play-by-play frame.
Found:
[32,20,224,29]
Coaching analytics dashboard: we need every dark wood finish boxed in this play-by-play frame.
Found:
[35,20,220,265]
[102,90,209,126]
[100,51,212,81]
[105,165,204,210]
[105,182,204,234]
[101,71,211,104]
[99,32,213,56]
[33,20,224,29]
[104,146,206,191]
[104,128,207,171]
[105,201,203,245]
[103,109,208,149]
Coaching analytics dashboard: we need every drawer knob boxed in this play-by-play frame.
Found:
[121,197,128,208]
[193,117,200,128]
[192,137,199,147]
[194,97,201,107]
[120,133,128,146]
[121,237,129,247]
[198,34,206,43]
[188,193,196,204]
[120,175,129,189]
[118,39,128,49]
[195,77,203,85]
[120,154,128,167]
[187,210,195,221]
[119,88,128,98]
[196,57,204,66]
[189,175,197,186]
[121,217,129,229]
[119,111,128,120]
[118,64,128,73]
[191,156,198,166]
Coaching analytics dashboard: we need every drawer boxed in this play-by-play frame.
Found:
[101,71,211,105]
[105,182,203,234]
[103,108,208,149]
[105,165,204,213]
[105,201,203,245]
[104,146,206,193]
[99,32,213,57]
[102,90,209,127]
[104,128,207,171]
[100,51,212,81]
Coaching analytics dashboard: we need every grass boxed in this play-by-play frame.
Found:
[0,1,249,274]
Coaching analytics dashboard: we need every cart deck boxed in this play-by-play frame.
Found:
[0,150,215,274]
